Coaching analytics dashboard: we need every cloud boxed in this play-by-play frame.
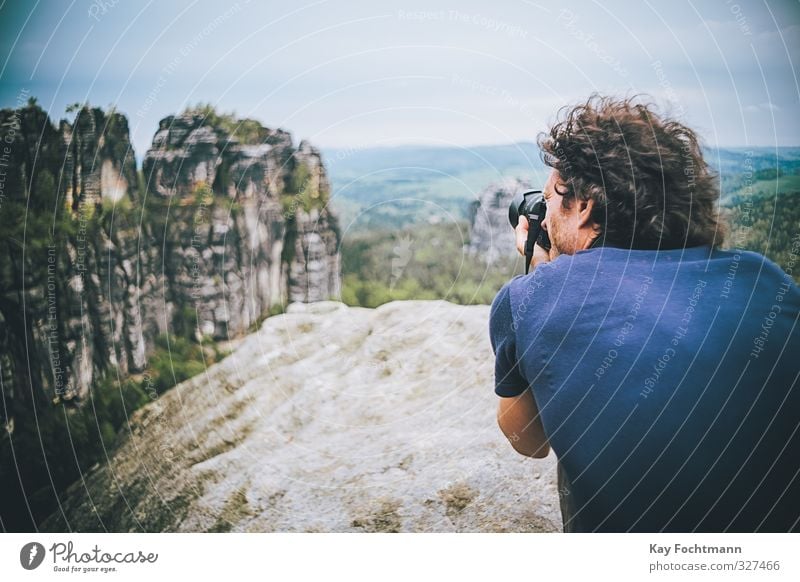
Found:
[744,102,780,113]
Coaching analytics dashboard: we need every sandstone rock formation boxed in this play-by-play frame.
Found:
[468,177,533,264]
[0,104,152,407]
[41,300,561,532]
[0,103,340,408]
[141,112,340,340]
[60,106,138,208]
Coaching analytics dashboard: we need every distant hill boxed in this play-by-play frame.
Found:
[324,144,800,232]
[323,143,545,231]
[727,189,800,284]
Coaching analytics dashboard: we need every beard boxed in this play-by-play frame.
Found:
[549,223,578,257]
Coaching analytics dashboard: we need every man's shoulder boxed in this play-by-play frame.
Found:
[499,262,571,320]
[721,247,795,277]
[711,247,799,295]
[507,250,605,293]
[497,246,798,313]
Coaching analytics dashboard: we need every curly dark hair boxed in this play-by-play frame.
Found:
[537,94,727,249]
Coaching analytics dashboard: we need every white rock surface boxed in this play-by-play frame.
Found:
[43,300,561,532]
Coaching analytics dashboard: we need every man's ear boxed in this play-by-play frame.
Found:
[576,197,602,250]
[576,197,595,228]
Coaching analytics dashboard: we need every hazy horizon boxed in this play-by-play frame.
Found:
[2,0,799,158]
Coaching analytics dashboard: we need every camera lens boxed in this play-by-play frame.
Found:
[508,189,550,251]
[508,191,526,228]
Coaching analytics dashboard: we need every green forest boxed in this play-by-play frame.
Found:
[340,223,518,308]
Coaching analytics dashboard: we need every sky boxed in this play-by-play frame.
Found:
[1,0,798,159]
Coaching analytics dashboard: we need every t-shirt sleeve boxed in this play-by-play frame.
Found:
[489,282,529,398]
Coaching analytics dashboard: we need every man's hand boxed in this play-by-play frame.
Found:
[515,215,551,270]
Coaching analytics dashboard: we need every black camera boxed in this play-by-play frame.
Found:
[509,189,551,274]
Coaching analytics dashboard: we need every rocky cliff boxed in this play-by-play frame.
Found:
[41,300,561,532]
[0,103,152,411]
[0,103,340,411]
[60,106,138,209]
[141,111,340,340]
[468,177,533,264]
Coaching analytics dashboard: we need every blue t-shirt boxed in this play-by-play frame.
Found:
[489,244,800,532]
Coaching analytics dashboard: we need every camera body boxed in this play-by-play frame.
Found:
[508,189,551,252]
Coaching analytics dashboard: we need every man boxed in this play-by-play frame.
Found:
[489,95,800,532]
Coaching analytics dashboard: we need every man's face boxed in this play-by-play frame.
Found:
[542,169,579,258]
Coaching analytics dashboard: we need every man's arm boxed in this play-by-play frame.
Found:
[497,388,551,458]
